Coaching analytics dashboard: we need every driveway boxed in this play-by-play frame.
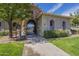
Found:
[23,35,69,56]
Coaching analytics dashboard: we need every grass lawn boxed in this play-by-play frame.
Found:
[49,36,79,56]
[0,41,24,56]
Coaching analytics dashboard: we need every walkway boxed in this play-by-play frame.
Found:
[23,35,69,56]
[0,36,12,43]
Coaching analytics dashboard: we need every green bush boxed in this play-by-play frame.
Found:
[44,30,53,38]
[44,30,69,38]
[0,32,9,36]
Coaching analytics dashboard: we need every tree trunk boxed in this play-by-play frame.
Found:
[25,28,27,40]
[8,20,13,38]
[19,27,21,39]
[25,23,27,40]
[15,28,17,38]
[7,5,14,38]
[3,21,6,35]
[14,26,17,38]
[19,21,22,39]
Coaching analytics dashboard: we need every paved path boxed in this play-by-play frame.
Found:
[70,34,79,37]
[0,36,13,43]
[23,35,69,56]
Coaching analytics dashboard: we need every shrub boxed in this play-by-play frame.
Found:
[44,30,53,38]
[44,30,69,38]
[0,32,9,36]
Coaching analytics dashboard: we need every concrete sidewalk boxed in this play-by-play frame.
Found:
[23,42,69,56]
[0,36,12,43]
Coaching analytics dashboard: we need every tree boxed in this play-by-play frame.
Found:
[70,10,79,26]
[12,4,33,38]
[0,3,33,38]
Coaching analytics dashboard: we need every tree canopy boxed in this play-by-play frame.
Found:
[0,3,33,38]
[0,3,33,22]
[70,10,79,26]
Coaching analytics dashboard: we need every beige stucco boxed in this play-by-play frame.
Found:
[39,14,71,36]
[0,20,8,32]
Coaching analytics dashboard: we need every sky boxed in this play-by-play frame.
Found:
[36,3,79,16]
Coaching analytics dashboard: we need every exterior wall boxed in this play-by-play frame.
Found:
[0,15,71,36]
[0,20,8,32]
[37,16,43,36]
[41,15,71,36]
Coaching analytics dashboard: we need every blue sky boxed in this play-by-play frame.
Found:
[36,3,79,16]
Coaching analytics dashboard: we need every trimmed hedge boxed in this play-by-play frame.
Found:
[44,30,69,38]
[0,32,9,36]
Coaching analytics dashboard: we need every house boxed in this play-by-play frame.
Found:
[38,13,71,36]
[0,4,72,37]
[21,13,71,36]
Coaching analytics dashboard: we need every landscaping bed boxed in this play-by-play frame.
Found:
[44,30,69,38]
[0,31,9,36]
[0,41,24,56]
[49,36,79,56]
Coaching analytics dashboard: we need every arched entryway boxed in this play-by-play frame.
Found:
[26,20,37,35]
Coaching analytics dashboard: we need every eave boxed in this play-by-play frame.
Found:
[42,13,73,19]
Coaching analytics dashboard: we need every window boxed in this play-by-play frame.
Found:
[50,20,54,30]
[62,21,66,30]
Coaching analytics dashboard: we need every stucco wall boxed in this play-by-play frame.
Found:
[0,20,8,32]
[37,16,43,36]
[41,15,71,36]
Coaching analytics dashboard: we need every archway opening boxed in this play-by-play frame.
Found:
[26,20,37,35]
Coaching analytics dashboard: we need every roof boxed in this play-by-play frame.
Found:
[42,13,72,19]
[31,4,72,19]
